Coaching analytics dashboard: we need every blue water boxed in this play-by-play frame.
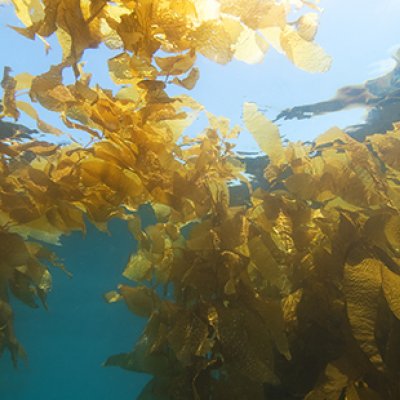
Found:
[0,218,152,400]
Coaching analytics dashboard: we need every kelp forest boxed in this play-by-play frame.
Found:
[1,1,400,399]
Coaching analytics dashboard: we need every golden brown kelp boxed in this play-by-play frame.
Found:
[245,115,400,398]
[0,118,79,363]
[104,122,400,399]
[2,1,400,399]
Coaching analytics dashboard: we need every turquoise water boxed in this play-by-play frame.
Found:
[0,218,151,399]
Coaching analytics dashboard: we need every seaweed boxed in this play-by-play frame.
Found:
[1,1,400,398]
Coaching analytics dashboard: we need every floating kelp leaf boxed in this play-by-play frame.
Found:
[93,137,138,171]
[171,67,200,90]
[14,260,50,293]
[138,79,173,105]
[234,25,269,64]
[74,81,98,105]
[55,203,85,234]
[27,242,70,275]
[381,264,400,320]
[219,0,286,30]
[158,108,200,142]
[16,100,40,126]
[189,19,236,64]
[34,264,51,293]
[205,111,239,140]
[14,72,34,91]
[11,215,64,244]
[344,253,384,370]
[104,290,122,303]
[99,4,129,49]
[56,28,74,62]
[295,13,319,41]
[127,215,146,242]
[243,102,285,165]
[46,203,86,234]
[108,53,157,84]
[11,0,44,26]
[302,1,323,12]
[17,0,98,63]
[123,250,152,282]
[29,64,66,111]
[155,51,196,76]
[115,85,141,102]
[118,285,160,318]
[280,26,332,73]
[144,225,167,260]
[5,201,37,225]
[12,140,59,156]
[108,53,136,84]
[150,203,171,223]
[1,67,19,120]
[79,159,143,199]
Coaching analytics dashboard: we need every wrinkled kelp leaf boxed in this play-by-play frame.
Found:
[280,26,332,73]
[243,102,285,165]
[344,252,384,370]
[118,285,160,318]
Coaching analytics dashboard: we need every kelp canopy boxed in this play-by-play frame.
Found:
[1,1,400,399]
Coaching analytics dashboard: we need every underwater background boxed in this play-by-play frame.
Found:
[2,1,400,399]
[0,216,151,399]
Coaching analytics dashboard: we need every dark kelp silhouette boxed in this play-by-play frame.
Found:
[275,49,400,140]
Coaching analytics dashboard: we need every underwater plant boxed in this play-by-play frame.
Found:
[1,0,400,399]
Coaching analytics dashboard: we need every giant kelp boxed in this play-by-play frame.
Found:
[1,1,400,399]
[104,120,400,399]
